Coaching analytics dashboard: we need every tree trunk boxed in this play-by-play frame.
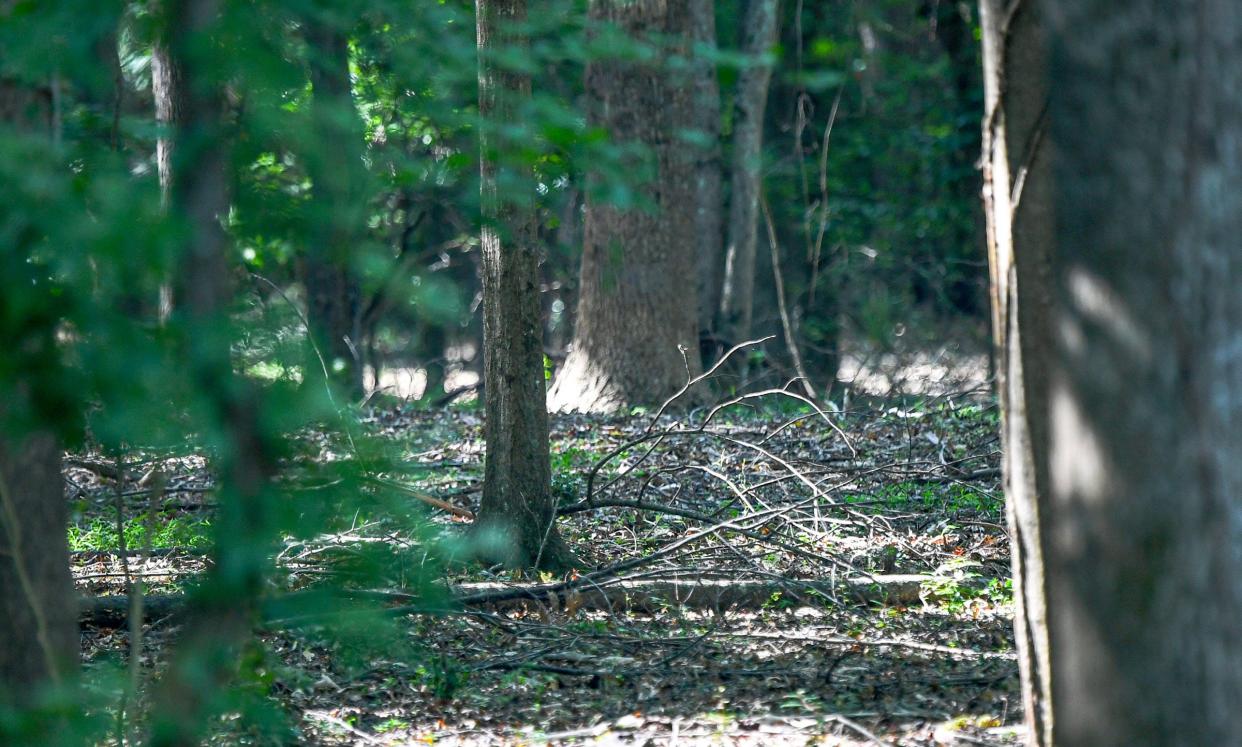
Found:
[472,0,575,570]
[152,5,187,321]
[151,40,184,206]
[979,1,1053,743]
[717,0,779,348]
[0,70,78,707]
[985,1,1242,744]
[930,0,987,317]
[689,0,724,348]
[0,426,75,703]
[547,0,703,413]
[147,2,277,744]
[302,18,365,400]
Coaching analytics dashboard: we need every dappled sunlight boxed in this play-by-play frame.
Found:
[1048,381,1110,511]
[364,367,480,402]
[1063,269,1152,365]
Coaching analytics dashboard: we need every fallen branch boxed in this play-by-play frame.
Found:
[80,574,989,628]
[366,477,475,520]
[452,575,938,613]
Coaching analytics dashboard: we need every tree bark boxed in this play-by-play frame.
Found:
[717,0,779,347]
[689,0,724,346]
[546,0,703,413]
[0,66,78,707]
[302,17,365,400]
[152,3,187,321]
[151,8,185,207]
[472,0,575,570]
[980,1,1053,743]
[0,425,75,704]
[985,1,1242,744]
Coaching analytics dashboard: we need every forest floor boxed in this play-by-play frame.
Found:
[69,347,1019,746]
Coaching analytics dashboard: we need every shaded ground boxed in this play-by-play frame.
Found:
[72,376,1018,746]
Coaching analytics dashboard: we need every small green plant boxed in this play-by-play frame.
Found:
[763,591,795,611]
[68,514,213,553]
[780,688,823,712]
[843,482,1001,517]
[922,561,1012,614]
[375,717,409,734]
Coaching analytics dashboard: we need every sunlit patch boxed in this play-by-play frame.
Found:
[1066,268,1151,364]
[1050,379,1109,507]
[1058,314,1086,357]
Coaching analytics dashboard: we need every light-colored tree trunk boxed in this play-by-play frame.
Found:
[151,43,183,205]
[302,18,365,399]
[152,3,186,320]
[984,1,1242,744]
[547,0,703,413]
[689,0,724,345]
[980,0,1053,742]
[472,0,575,570]
[717,0,779,347]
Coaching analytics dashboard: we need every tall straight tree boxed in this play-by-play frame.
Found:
[716,0,779,347]
[689,0,724,344]
[983,1,1242,744]
[0,72,77,704]
[547,0,702,413]
[979,0,1052,741]
[472,0,575,569]
[151,4,185,206]
[148,1,277,743]
[301,9,366,399]
[151,0,186,320]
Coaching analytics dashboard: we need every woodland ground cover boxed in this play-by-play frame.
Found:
[71,357,1017,746]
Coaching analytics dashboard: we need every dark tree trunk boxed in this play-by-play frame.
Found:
[147,2,277,744]
[302,18,365,400]
[547,0,702,413]
[472,0,575,570]
[0,69,77,707]
[985,1,1242,744]
[930,0,987,317]
[0,426,75,703]
[689,0,724,346]
[717,0,779,347]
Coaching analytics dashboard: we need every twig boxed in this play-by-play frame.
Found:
[808,84,843,304]
[583,383,855,508]
[303,710,382,745]
[647,336,775,429]
[367,477,475,520]
[826,714,892,746]
[250,272,339,408]
[249,273,360,454]
[760,190,817,401]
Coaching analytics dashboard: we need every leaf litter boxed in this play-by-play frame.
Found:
[76,385,1020,745]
